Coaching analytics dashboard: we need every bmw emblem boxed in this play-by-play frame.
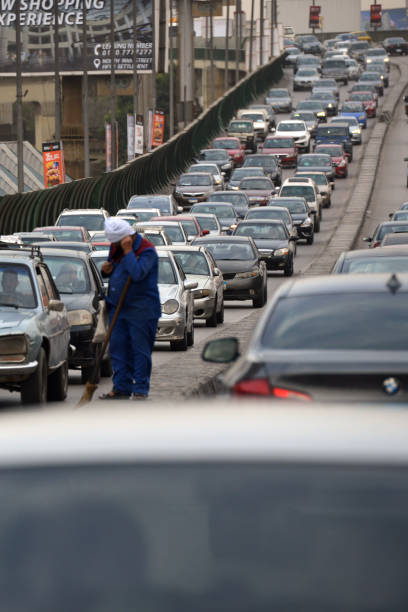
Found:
[382,377,400,396]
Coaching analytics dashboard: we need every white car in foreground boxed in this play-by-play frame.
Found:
[275,120,310,153]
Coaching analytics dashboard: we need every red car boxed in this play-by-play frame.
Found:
[259,136,297,168]
[314,144,349,178]
[348,92,377,118]
[212,137,245,166]
[150,215,207,240]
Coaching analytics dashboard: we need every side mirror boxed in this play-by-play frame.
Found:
[363,236,372,242]
[184,280,198,290]
[48,299,65,312]
[202,337,240,363]
[388,212,394,220]
[202,229,210,236]
[404,157,408,162]
[213,267,221,276]
[177,206,183,213]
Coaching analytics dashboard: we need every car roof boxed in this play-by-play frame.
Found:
[35,226,86,231]
[197,201,235,207]
[157,245,204,253]
[238,218,284,225]
[0,405,408,465]
[38,248,89,259]
[379,221,408,227]
[91,250,110,257]
[194,235,252,243]
[342,247,408,259]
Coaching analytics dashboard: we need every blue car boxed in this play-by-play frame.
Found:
[340,102,367,129]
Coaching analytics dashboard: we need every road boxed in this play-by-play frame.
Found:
[0,60,403,408]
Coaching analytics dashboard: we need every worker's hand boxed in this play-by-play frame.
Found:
[121,235,133,255]
[101,261,113,275]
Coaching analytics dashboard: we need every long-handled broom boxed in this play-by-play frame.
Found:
[78,276,132,406]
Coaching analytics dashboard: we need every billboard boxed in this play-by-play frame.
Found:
[309,5,321,28]
[151,111,164,149]
[0,0,152,75]
[42,140,65,187]
[370,3,382,26]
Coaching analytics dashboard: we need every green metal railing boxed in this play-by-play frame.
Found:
[0,54,284,233]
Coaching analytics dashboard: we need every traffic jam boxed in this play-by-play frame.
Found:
[0,30,406,405]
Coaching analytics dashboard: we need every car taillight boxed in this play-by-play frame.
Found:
[338,159,346,167]
[233,378,311,400]
[372,240,381,248]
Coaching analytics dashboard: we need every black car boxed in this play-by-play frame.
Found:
[270,196,315,244]
[242,154,282,186]
[191,235,267,307]
[310,91,338,116]
[198,149,234,179]
[383,36,408,55]
[40,248,111,383]
[207,190,250,219]
[332,246,408,274]
[203,273,408,402]
[233,219,296,275]
[364,221,408,248]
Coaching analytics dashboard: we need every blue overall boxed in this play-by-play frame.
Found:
[105,234,161,396]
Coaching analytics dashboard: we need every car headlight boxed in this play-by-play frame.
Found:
[366,58,372,63]
[67,309,93,326]
[351,128,361,134]
[236,269,259,279]
[328,103,333,108]
[317,111,325,117]
[214,177,222,184]
[229,223,238,231]
[380,75,384,80]
[274,248,289,256]
[301,218,312,227]
[230,185,239,190]
[0,334,28,362]
[161,299,179,315]
[192,289,211,298]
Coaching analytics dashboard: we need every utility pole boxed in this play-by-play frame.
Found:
[260,0,264,66]
[235,0,241,83]
[82,1,90,177]
[54,0,61,141]
[209,0,214,103]
[110,0,117,169]
[132,0,138,120]
[249,0,254,71]
[16,0,24,193]
[151,0,156,115]
[169,0,174,137]
[224,0,229,90]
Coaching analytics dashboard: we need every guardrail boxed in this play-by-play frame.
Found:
[0,55,284,234]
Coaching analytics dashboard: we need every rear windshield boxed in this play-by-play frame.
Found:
[342,257,408,274]
[158,258,177,284]
[317,126,347,137]
[235,223,287,240]
[323,60,346,69]
[57,215,104,232]
[173,251,210,275]
[264,138,293,148]
[229,122,252,132]
[272,199,307,214]
[261,293,408,350]
[280,185,315,202]
[128,197,170,212]
[298,156,331,167]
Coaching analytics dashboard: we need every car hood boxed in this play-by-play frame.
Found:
[253,239,288,250]
[244,189,273,197]
[158,284,179,303]
[176,185,213,194]
[297,165,332,174]
[0,309,37,332]
[214,258,258,274]
[263,147,295,155]
[267,97,291,105]
[59,293,94,313]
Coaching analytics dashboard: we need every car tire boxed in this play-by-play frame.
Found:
[252,289,265,308]
[284,258,294,277]
[47,360,68,402]
[170,327,188,351]
[306,233,314,245]
[206,304,218,327]
[187,318,194,346]
[21,347,48,405]
[216,300,225,324]
[100,357,113,378]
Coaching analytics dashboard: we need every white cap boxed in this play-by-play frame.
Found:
[104,217,136,243]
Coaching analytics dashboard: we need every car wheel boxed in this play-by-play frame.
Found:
[252,289,265,308]
[284,257,294,277]
[47,360,68,402]
[170,327,188,351]
[100,357,113,378]
[21,347,48,405]
[187,318,194,346]
[216,300,225,324]
[306,232,314,245]
[206,303,218,327]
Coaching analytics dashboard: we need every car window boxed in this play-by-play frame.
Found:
[42,257,91,294]
[0,264,37,309]
[173,252,210,275]
[377,225,408,240]
[158,259,177,284]
[278,123,304,131]
[273,200,307,214]
[128,197,171,213]
[40,267,58,300]
[213,140,237,149]
[193,216,219,231]
[180,221,199,236]
[57,215,105,232]
[229,122,252,132]
[36,269,49,308]
[261,294,408,350]
[160,226,184,241]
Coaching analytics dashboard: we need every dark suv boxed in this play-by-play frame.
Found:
[315,123,353,161]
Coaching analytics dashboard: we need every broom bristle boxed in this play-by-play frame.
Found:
[77,381,98,406]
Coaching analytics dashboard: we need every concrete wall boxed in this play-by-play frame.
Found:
[277,0,361,35]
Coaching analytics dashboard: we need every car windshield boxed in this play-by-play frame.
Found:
[247,209,289,222]
[158,258,177,284]
[280,185,315,201]
[298,102,322,111]
[367,49,386,56]
[261,293,408,350]
[272,199,307,213]
[240,179,272,190]
[235,223,287,240]
[0,264,36,308]
[173,251,210,275]
[377,225,408,240]
[244,157,277,169]
[209,193,247,206]
[240,113,264,121]
[178,175,211,186]
[189,165,217,175]
[202,151,228,161]
[159,226,184,241]
[298,156,331,167]
[332,117,357,126]
[268,89,288,97]
[350,93,371,101]
[317,127,347,137]
[360,73,377,80]
[264,138,293,148]
[316,146,342,156]
[342,102,364,112]
[180,221,198,236]
[323,60,346,68]
[192,205,235,219]
[213,140,237,150]
[292,112,315,122]
[43,256,90,294]
[229,122,252,132]
[318,79,336,87]
[298,70,318,76]
[311,92,333,101]
[297,173,326,185]
[231,169,264,180]
[193,216,219,231]
[145,233,165,246]
[57,215,104,232]
[128,197,170,213]
[278,123,304,132]
[203,242,255,260]
[342,257,408,274]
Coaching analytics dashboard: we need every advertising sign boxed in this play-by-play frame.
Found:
[151,111,165,149]
[135,114,144,155]
[127,113,135,162]
[105,123,112,172]
[370,3,382,25]
[0,0,152,76]
[309,5,321,28]
[42,140,65,187]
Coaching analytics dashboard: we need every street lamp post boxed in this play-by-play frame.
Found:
[16,0,24,193]
[110,0,116,169]
[82,1,90,177]
[54,0,61,142]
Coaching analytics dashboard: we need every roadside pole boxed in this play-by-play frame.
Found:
[82,1,90,177]
[16,0,24,192]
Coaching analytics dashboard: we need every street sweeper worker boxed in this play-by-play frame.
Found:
[99,217,161,400]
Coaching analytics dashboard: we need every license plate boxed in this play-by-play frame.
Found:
[188,198,198,204]
[223,281,228,287]
[396,48,402,53]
